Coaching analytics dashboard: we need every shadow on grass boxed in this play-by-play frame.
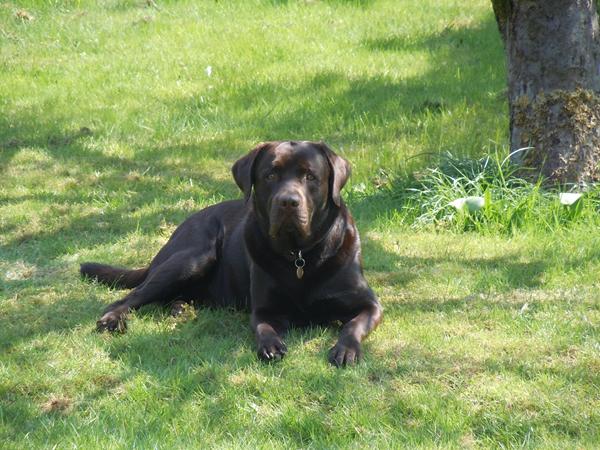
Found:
[0,278,107,361]
[0,134,240,253]
[361,240,550,310]
[141,16,505,149]
[105,307,254,368]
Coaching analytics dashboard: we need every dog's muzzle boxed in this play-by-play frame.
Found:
[269,191,310,240]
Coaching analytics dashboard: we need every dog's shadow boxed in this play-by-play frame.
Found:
[103,303,344,375]
[106,306,252,367]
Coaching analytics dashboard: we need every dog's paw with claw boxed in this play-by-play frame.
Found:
[328,336,362,367]
[96,310,127,333]
[257,335,287,362]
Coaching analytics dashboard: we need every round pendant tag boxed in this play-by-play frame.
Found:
[294,251,305,279]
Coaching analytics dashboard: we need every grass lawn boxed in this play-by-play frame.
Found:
[1,0,599,448]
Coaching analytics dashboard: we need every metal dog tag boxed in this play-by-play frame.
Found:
[294,251,305,280]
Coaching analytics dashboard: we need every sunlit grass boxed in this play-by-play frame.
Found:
[1,1,599,448]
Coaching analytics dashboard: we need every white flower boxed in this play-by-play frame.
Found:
[449,196,485,212]
[558,192,582,206]
[205,66,212,77]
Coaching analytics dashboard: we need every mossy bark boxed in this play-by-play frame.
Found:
[493,0,600,183]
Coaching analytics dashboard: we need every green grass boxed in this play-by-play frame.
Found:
[1,0,599,448]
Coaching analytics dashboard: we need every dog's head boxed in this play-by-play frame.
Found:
[232,141,350,250]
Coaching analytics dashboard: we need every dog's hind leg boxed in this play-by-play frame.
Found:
[80,263,148,289]
[96,248,216,332]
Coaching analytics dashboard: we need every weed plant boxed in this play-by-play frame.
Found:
[395,150,600,233]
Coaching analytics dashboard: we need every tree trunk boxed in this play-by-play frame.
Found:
[492,0,600,183]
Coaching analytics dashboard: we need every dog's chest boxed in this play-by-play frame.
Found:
[271,279,345,325]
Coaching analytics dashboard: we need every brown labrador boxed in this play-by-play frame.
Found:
[81,141,382,366]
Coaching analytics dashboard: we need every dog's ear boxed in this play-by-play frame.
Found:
[315,142,351,207]
[232,142,273,200]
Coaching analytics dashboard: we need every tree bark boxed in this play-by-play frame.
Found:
[492,0,600,183]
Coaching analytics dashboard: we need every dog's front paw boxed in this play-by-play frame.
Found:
[257,335,287,362]
[170,300,188,317]
[328,336,362,367]
[96,311,127,333]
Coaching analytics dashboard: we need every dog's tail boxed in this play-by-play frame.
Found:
[80,262,149,289]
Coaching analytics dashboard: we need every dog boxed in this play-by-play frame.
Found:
[81,141,382,366]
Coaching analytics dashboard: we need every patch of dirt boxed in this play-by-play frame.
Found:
[41,395,72,414]
[15,9,34,21]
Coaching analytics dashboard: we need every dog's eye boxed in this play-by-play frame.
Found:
[265,173,277,181]
[306,173,316,181]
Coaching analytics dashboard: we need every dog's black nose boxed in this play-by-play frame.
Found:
[279,194,300,209]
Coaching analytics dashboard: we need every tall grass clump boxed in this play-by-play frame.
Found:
[398,150,600,233]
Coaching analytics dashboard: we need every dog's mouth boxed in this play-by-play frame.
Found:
[268,210,311,243]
